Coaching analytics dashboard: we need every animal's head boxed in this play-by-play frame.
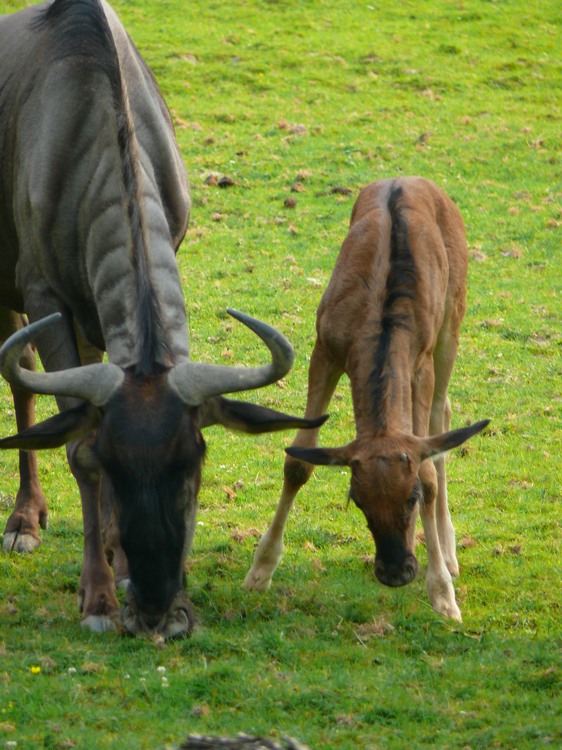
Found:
[286,420,489,588]
[95,373,205,636]
[0,311,325,638]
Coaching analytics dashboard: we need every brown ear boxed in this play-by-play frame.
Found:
[419,419,490,461]
[285,444,352,467]
[0,402,100,451]
[199,396,328,434]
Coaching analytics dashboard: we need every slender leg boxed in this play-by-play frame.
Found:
[68,437,119,630]
[431,325,461,577]
[410,352,433,557]
[101,478,129,589]
[74,324,130,591]
[431,396,459,576]
[418,459,461,621]
[28,305,119,628]
[1,310,48,553]
[244,341,342,590]
[412,351,460,619]
[68,325,119,627]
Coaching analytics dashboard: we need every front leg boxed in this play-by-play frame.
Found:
[433,453,459,578]
[419,460,461,621]
[100,478,129,589]
[414,355,459,582]
[431,323,462,577]
[68,438,119,631]
[243,454,314,590]
[432,397,459,577]
[244,340,342,590]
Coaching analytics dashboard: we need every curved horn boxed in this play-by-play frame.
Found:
[168,308,295,406]
[0,313,124,407]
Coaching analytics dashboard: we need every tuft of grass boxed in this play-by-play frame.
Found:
[1,0,561,748]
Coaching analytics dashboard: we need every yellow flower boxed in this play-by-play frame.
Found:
[30,665,41,674]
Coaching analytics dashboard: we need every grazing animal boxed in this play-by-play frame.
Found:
[0,0,323,638]
[244,177,489,620]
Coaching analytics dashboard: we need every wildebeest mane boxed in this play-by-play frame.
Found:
[35,0,114,62]
[369,184,418,429]
[35,0,170,376]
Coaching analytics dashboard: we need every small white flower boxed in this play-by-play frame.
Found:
[67,667,77,675]
[156,666,166,673]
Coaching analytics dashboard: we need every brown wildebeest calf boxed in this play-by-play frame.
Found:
[244,176,489,620]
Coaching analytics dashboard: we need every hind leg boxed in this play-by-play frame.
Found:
[244,340,342,590]
[1,310,48,553]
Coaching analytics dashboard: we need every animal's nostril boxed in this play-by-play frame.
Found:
[404,557,419,583]
[405,556,419,580]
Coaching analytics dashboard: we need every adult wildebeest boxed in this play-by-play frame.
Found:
[0,0,324,638]
[244,177,489,620]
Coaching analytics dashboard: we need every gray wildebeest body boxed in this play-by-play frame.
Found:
[0,0,323,638]
[245,177,489,620]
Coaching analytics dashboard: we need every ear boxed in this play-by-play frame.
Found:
[419,419,490,461]
[285,444,352,467]
[0,402,101,451]
[199,396,328,435]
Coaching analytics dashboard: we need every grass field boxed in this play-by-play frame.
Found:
[0,0,560,748]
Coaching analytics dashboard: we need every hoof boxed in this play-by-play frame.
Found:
[428,572,462,621]
[2,530,41,553]
[433,597,462,622]
[446,603,462,622]
[242,570,273,591]
[80,614,117,633]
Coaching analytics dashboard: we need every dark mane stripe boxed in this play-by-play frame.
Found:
[35,0,111,59]
[37,0,169,376]
[369,184,417,428]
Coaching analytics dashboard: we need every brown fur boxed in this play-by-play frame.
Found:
[244,177,489,620]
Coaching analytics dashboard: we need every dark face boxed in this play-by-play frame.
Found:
[348,448,422,587]
[95,374,205,637]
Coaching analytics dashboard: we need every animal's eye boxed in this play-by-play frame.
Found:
[405,480,423,513]
[406,493,418,512]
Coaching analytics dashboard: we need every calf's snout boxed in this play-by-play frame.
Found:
[375,553,419,587]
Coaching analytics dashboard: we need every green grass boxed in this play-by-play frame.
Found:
[0,0,560,748]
